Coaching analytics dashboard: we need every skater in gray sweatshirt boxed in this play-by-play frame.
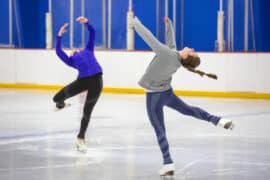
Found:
[132,16,234,176]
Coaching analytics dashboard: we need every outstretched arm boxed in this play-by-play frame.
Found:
[76,16,95,51]
[56,23,73,66]
[164,17,177,50]
[131,16,167,55]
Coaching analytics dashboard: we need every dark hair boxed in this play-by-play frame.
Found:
[181,55,218,80]
[181,55,201,68]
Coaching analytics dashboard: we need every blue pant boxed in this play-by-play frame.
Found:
[146,88,220,164]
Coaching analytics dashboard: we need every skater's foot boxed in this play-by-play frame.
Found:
[55,102,71,111]
[217,118,234,130]
[159,163,175,176]
[76,138,88,153]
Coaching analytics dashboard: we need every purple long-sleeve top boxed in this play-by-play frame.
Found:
[56,22,102,78]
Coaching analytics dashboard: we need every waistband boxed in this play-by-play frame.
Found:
[146,88,172,94]
[78,72,103,80]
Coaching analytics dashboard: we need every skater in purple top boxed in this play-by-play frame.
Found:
[53,16,103,153]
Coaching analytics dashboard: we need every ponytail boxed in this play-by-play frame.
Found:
[184,66,218,80]
[180,54,218,80]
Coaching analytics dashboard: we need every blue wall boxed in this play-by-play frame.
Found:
[0,0,9,45]
[0,0,269,51]
[0,0,47,48]
[133,0,157,50]
[18,0,40,48]
[257,1,270,52]
[183,0,219,51]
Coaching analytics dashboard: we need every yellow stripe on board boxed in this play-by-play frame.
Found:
[0,83,63,90]
[0,83,270,99]
[173,90,270,99]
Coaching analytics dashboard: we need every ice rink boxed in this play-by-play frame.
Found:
[0,89,270,180]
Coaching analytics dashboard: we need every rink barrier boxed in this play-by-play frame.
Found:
[1,50,270,95]
[0,83,270,99]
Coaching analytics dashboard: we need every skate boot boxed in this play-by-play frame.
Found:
[55,102,71,111]
[76,138,88,153]
[159,163,175,177]
[218,118,234,130]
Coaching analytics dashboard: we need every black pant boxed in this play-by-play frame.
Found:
[53,73,103,139]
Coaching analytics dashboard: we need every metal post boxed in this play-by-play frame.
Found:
[249,0,256,51]
[231,0,234,51]
[220,0,223,10]
[156,0,160,39]
[165,0,168,17]
[107,0,112,49]
[127,0,134,50]
[244,0,249,51]
[13,0,22,47]
[129,0,132,10]
[102,0,106,48]
[173,0,176,34]
[227,0,231,51]
[46,0,53,49]
[9,0,13,47]
[180,0,184,49]
[165,0,168,39]
[70,0,74,48]
[216,0,225,51]
[81,0,85,48]
[48,0,52,13]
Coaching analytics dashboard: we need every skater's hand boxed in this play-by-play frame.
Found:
[164,16,170,24]
[76,16,88,24]
[58,23,69,37]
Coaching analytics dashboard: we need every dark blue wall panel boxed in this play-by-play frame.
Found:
[133,0,157,50]
[73,1,82,48]
[52,0,70,48]
[111,0,128,49]
[38,0,48,48]
[258,1,270,51]
[85,0,105,48]
[0,0,9,45]
[18,0,39,48]
[233,0,245,51]
[184,0,218,51]
[253,1,263,51]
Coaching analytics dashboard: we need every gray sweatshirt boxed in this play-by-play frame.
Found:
[132,17,182,92]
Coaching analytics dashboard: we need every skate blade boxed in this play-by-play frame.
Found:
[160,171,174,177]
[76,146,88,153]
[160,176,175,180]
[229,123,234,130]
[76,148,87,153]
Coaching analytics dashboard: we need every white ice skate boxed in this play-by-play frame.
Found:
[76,138,88,153]
[159,163,175,176]
[218,118,234,130]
